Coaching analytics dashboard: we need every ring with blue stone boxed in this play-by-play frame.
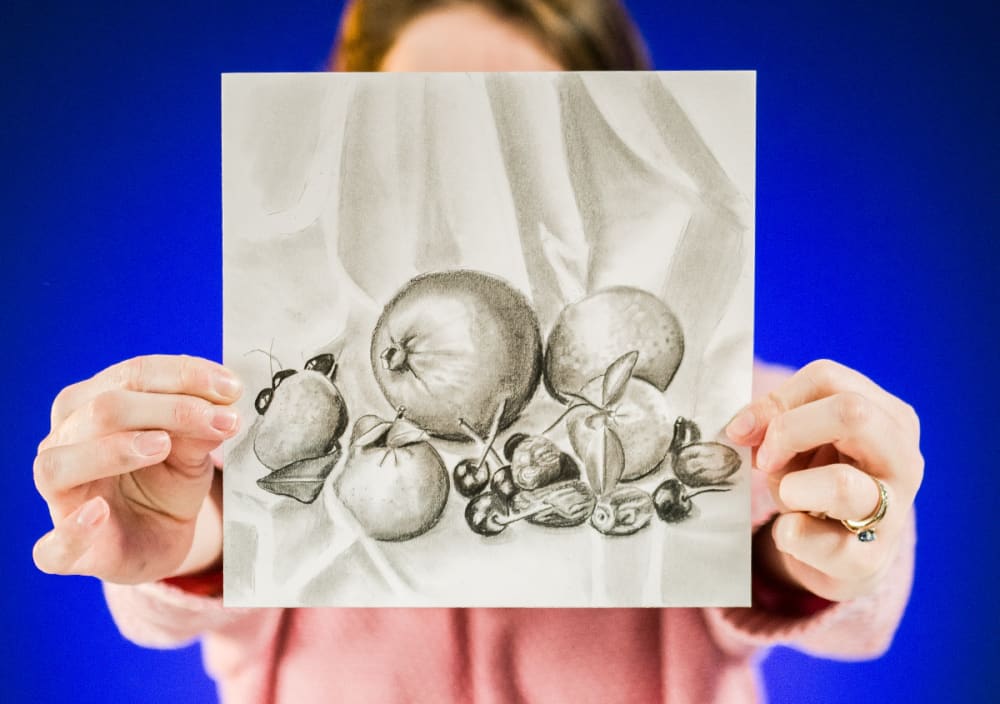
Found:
[841,476,888,543]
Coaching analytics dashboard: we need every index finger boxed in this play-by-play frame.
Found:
[51,355,243,428]
[726,359,917,446]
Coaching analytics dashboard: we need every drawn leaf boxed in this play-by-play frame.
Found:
[601,426,625,493]
[387,418,430,448]
[352,415,392,448]
[583,421,624,494]
[602,351,639,406]
[582,423,605,494]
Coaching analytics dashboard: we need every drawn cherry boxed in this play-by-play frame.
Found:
[465,493,508,536]
[490,466,518,505]
[272,368,297,388]
[652,478,730,523]
[254,355,341,417]
[255,369,296,415]
[304,353,337,378]
[453,400,506,497]
[255,387,273,415]
[453,458,490,498]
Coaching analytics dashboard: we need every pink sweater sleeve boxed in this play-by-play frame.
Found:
[702,359,917,660]
[703,511,915,660]
[102,581,259,649]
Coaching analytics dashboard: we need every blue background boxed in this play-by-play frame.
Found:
[3,1,997,701]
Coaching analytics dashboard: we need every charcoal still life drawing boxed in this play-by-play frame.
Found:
[223,71,755,607]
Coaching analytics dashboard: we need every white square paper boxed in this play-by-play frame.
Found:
[223,71,755,607]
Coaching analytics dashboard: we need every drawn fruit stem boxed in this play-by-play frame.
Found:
[457,405,506,468]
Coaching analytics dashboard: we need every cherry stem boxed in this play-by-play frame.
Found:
[474,398,508,468]
[496,503,550,525]
[458,417,505,467]
[244,347,284,377]
[496,485,583,525]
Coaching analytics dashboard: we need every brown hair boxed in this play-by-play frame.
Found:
[330,0,651,71]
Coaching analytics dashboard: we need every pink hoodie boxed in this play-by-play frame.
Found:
[102,363,915,703]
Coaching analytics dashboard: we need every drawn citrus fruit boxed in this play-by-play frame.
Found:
[567,377,673,482]
[544,286,683,402]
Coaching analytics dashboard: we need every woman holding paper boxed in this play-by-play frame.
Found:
[31,0,921,701]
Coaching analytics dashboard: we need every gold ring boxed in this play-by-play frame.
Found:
[840,475,888,543]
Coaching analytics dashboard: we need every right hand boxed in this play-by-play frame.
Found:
[32,355,243,584]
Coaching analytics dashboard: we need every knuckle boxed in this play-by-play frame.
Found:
[173,397,208,428]
[765,412,786,448]
[50,384,76,425]
[32,451,58,495]
[764,391,788,418]
[832,464,861,508]
[177,354,212,394]
[804,358,842,389]
[836,392,870,429]
[122,356,146,389]
[89,390,123,430]
[37,433,54,454]
[177,355,196,388]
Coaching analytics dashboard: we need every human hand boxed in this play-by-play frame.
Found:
[33,355,242,584]
[727,360,922,602]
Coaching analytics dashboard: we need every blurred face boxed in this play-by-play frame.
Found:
[380,4,563,71]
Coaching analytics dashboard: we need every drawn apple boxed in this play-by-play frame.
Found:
[253,353,348,471]
[544,286,683,402]
[562,352,673,482]
[252,354,348,503]
[370,269,543,440]
[333,410,449,541]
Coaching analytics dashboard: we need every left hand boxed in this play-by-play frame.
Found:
[726,359,923,602]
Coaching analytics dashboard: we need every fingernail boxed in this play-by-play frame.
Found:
[77,498,108,528]
[134,431,169,456]
[727,409,756,439]
[211,408,239,432]
[214,372,243,400]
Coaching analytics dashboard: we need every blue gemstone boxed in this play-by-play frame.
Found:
[858,530,876,542]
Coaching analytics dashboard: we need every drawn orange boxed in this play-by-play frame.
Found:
[544,286,683,402]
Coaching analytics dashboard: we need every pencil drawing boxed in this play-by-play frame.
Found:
[223,71,755,607]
